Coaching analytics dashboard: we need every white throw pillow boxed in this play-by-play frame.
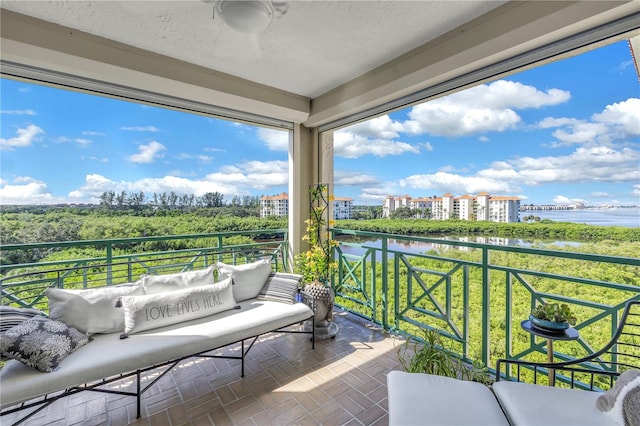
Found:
[46,282,143,334]
[141,265,215,294]
[120,277,235,336]
[216,259,272,302]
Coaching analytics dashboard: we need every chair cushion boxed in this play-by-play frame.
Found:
[387,371,510,425]
[492,380,617,426]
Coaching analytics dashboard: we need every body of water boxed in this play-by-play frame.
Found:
[337,208,638,259]
[524,207,639,228]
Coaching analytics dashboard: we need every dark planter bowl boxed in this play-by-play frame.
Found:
[529,314,570,331]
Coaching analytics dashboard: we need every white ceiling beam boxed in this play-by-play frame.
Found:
[307,0,640,128]
[0,9,310,125]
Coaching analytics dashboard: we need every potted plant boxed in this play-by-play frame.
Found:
[530,302,577,331]
[396,328,492,385]
[294,184,339,337]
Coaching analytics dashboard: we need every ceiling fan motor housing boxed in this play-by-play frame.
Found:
[216,0,275,34]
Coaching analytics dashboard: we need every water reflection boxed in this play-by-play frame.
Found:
[336,234,582,259]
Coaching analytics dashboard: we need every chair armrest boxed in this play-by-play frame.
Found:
[496,357,619,390]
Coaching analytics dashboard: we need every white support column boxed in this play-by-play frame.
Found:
[319,131,335,223]
[288,125,334,269]
[288,123,316,269]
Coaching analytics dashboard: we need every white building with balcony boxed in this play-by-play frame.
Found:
[261,193,353,219]
[333,197,353,220]
[383,192,520,222]
[260,192,289,218]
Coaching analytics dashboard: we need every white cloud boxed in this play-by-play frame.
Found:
[128,141,166,163]
[539,98,640,145]
[341,115,405,139]
[0,124,44,150]
[204,147,227,153]
[82,130,105,136]
[175,153,213,162]
[401,171,517,194]
[54,136,92,146]
[592,98,640,137]
[214,160,288,189]
[537,117,579,128]
[67,173,239,202]
[489,146,640,185]
[333,131,419,158]
[0,177,58,204]
[404,80,570,137]
[399,145,639,196]
[66,160,291,203]
[551,122,610,144]
[632,185,640,197]
[552,195,584,205]
[588,191,612,198]
[1,109,36,115]
[334,170,379,186]
[359,186,399,203]
[120,126,159,132]
[258,128,288,151]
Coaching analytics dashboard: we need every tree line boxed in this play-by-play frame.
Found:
[98,191,261,212]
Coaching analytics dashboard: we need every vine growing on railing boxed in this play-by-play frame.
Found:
[294,183,338,285]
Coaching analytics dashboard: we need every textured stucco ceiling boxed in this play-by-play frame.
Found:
[0,0,507,98]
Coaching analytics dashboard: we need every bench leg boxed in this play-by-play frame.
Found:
[241,340,245,377]
[136,370,142,418]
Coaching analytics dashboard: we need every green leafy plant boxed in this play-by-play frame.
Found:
[294,184,338,285]
[396,329,493,385]
[531,302,577,325]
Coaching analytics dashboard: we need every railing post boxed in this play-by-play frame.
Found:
[382,236,389,330]
[217,235,224,264]
[106,243,113,286]
[463,265,469,359]
[505,270,513,366]
[481,247,490,367]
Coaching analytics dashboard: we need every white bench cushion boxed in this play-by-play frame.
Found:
[387,371,510,425]
[0,299,312,408]
[492,380,617,426]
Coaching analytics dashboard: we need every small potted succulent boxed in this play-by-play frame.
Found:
[530,302,577,331]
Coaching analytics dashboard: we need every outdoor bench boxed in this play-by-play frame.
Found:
[0,260,314,424]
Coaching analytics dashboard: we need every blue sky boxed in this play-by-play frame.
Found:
[1,39,639,207]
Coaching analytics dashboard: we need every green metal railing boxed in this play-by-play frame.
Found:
[1,229,288,311]
[3,227,640,379]
[330,228,640,374]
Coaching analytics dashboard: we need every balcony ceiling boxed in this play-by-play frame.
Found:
[1,1,638,126]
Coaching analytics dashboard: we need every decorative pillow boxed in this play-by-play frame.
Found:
[217,259,272,302]
[597,369,640,426]
[46,282,143,334]
[141,265,215,294]
[256,272,302,304]
[0,315,91,372]
[120,277,235,336]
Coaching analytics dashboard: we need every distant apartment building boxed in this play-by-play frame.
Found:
[260,192,289,218]
[260,193,353,219]
[333,197,353,220]
[383,192,520,223]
